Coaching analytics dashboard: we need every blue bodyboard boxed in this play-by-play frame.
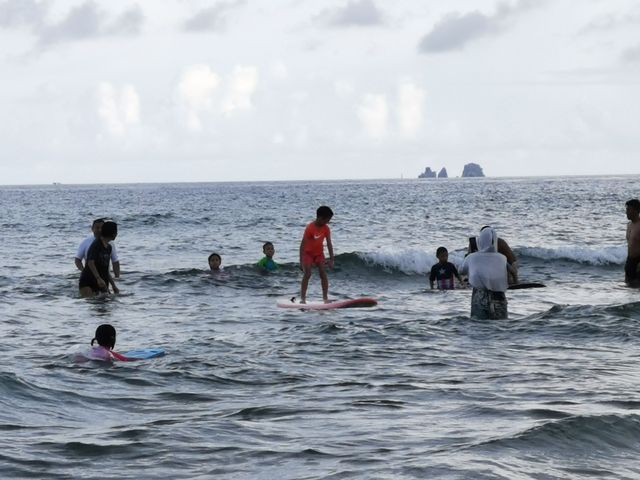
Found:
[122,348,165,360]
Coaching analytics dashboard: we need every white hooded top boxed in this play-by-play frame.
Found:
[460,227,509,292]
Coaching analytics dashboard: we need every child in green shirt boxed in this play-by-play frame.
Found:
[257,242,278,272]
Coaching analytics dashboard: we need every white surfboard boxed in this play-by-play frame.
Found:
[277,297,378,310]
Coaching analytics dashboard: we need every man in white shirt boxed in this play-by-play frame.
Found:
[460,227,515,319]
[74,218,120,278]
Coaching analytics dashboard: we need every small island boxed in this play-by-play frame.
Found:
[461,163,485,178]
[418,163,485,178]
[418,167,437,178]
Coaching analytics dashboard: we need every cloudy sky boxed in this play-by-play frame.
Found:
[1,0,639,184]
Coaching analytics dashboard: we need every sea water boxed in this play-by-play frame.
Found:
[1,176,639,479]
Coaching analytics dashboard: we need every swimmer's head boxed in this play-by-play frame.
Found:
[478,227,498,253]
[316,206,333,225]
[263,242,275,258]
[436,246,448,263]
[101,221,118,241]
[91,218,105,236]
[91,324,116,349]
[208,253,222,270]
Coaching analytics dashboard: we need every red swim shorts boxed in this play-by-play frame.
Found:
[302,253,325,267]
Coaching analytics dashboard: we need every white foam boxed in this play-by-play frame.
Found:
[358,249,466,275]
[519,245,627,266]
[358,245,628,272]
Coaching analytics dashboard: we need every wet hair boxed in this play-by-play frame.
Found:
[101,221,118,239]
[626,199,640,212]
[91,324,116,349]
[316,206,333,219]
[208,253,221,263]
[436,246,448,257]
[263,242,274,251]
[92,218,105,228]
[468,237,478,254]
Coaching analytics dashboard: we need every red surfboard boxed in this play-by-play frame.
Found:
[277,297,378,310]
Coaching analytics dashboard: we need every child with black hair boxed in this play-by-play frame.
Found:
[257,242,278,272]
[79,221,119,297]
[208,253,222,271]
[79,324,130,362]
[299,206,334,303]
[74,217,120,278]
[430,247,464,290]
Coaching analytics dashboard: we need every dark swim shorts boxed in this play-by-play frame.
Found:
[625,257,640,285]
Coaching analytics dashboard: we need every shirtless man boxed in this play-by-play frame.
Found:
[625,199,640,287]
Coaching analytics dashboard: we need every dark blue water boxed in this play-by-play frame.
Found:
[1,177,639,479]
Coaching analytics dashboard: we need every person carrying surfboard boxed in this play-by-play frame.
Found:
[299,206,334,304]
[467,226,518,284]
[460,227,516,319]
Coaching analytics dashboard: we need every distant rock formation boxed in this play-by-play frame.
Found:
[438,168,448,178]
[418,167,436,178]
[462,163,485,178]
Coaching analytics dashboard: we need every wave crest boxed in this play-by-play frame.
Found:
[519,245,626,266]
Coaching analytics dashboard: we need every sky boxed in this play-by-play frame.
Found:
[1,0,639,184]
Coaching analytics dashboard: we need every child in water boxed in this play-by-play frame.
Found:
[299,206,334,303]
[78,324,129,362]
[79,221,119,298]
[430,247,465,290]
[257,242,278,272]
[208,253,222,271]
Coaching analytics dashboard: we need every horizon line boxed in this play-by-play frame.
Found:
[1,172,639,188]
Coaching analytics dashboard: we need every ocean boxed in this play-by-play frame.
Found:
[1,176,639,479]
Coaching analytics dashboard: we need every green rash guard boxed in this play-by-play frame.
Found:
[257,257,278,272]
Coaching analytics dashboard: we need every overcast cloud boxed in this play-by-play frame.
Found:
[622,45,640,62]
[183,0,246,33]
[579,7,640,34]
[315,0,385,28]
[0,0,48,28]
[37,2,143,46]
[1,0,639,184]
[418,0,540,53]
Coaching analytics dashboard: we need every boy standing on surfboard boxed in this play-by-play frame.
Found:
[299,206,334,304]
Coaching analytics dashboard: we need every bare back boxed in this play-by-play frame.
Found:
[628,221,640,259]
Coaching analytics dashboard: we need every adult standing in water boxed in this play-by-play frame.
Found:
[625,199,640,287]
[468,226,518,284]
[75,218,120,278]
[79,221,120,297]
[460,227,516,319]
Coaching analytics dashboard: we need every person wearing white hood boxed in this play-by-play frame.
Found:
[460,227,516,319]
